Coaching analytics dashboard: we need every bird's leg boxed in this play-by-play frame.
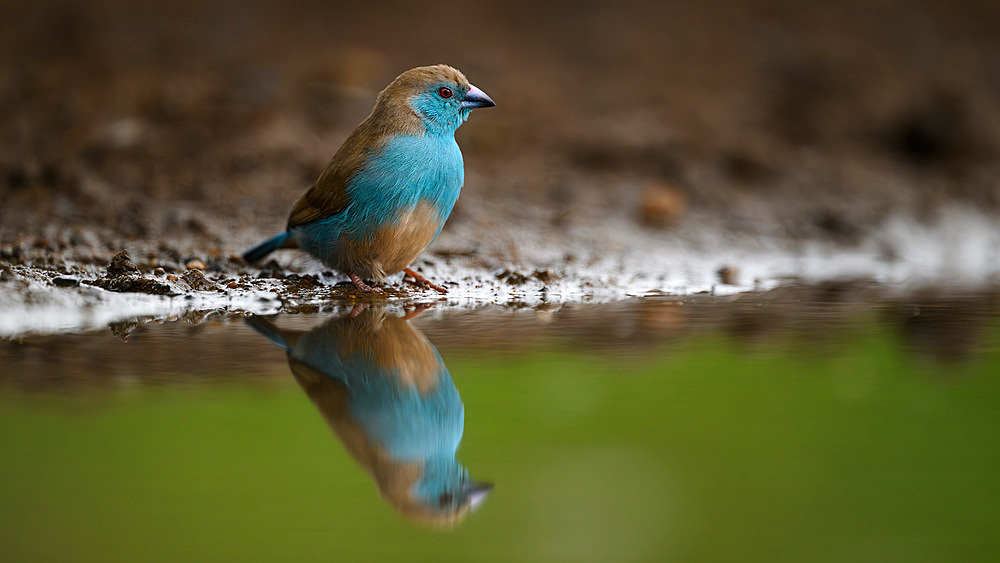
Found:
[403,268,448,294]
[348,302,370,318]
[401,302,435,320]
[348,273,385,294]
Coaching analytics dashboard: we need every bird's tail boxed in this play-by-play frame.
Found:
[245,315,293,351]
[242,231,295,264]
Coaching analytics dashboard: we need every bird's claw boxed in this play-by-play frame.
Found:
[403,268,448,294]
[348,273,386,294]
[348,303,371,318]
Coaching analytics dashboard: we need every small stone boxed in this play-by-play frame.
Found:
[181,269,217,291]
[496,268,529,285]
[107,250,139,276]
[153,268,166,276]
[717,266,739,285]
[185,259,207,270]
[89,275,175,295]
[100,117,146,149]
[108,319,140,341]
[639,183,688,227]
[52,276,80,287]
[532,269,557,284]
[257,260,285,279]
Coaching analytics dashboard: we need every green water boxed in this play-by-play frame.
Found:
[1,299,999,562]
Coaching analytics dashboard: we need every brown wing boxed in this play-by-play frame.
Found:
[286,180,349,228]
[288,357,381,473]
[287,118,391,229]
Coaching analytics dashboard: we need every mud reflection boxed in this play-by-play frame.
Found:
[247,305,491,525]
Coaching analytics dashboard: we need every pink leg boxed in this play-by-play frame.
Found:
[349,273,385,294]
[403,268,448,294]
[401,302,435,320]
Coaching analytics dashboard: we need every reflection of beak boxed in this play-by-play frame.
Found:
[466,481,494,510]
[461,84,496,109]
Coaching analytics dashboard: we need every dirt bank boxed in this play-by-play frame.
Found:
[2,0,1000,332]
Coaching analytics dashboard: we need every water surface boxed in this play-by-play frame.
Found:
[2,291,999,561]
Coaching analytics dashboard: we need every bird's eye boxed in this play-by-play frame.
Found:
[438,87,453,99]
[439,492,453,506]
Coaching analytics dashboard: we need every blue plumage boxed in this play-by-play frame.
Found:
[241,65,495,293]
[241,231,292,264]
[293,134,464,262]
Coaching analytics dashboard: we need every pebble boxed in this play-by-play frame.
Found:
[52,276,81,287]
[107,250,139,276]
[639,182,688,227]
[181,269,217,291]
[717,266,739,285]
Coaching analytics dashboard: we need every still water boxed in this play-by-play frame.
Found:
[2,289,999,562]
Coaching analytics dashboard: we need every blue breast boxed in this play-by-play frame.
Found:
[291,328,465,461]
[346,358,465,461]
[297,134,464,251]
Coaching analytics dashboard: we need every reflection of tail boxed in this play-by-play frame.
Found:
[246,315,291,350]
[242,231,295,263]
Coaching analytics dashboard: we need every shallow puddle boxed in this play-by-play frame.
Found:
[2,291,999,561]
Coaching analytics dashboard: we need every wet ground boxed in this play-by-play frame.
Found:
[3,0,1000,322]
[2,291,999,561]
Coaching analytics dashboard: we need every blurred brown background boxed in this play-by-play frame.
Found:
[2,0,1000,259]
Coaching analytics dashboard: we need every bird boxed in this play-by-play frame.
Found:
[246,305,493,525]
[241,64,495,294]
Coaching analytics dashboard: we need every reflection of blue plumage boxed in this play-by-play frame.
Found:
[247,307,491,524]
[293,322,462,463]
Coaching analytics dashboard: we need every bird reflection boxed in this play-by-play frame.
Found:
[247,305,492,525]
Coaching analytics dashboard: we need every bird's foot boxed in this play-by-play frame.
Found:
[403,268,448,294]
[348,273,385,294]
[401,302,435,320]
[348,303,370,318]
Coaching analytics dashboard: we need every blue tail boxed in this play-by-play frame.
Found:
[242,231,293,264]
[245,315,290,350]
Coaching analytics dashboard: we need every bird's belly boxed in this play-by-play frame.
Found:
[337,201,442,280]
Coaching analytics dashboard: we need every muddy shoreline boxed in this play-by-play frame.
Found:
[3,0,1000,336]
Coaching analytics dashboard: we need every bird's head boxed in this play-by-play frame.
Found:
[405,457,494,525]
[374,64,495,137]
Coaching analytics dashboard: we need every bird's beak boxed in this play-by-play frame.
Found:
[466,481,494,510]
[461,84,496,109]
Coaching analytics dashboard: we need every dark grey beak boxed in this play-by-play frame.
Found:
[462,84,496,109]
[465,481,494,510]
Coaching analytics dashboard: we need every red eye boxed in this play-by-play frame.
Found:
[438,87,453,99]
